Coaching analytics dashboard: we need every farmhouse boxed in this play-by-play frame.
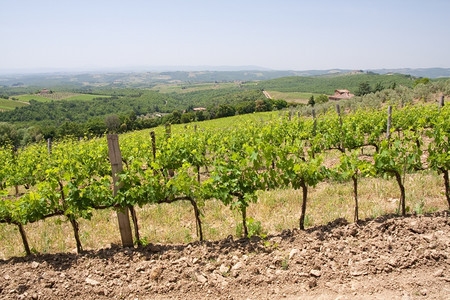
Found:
[328,89,354,101]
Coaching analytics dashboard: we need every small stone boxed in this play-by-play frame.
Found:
[96,289,105,296]
[310,269,321,277]
[308,278,317,289]
[351,269,367,276]
[196,274,207,283]
[388,257,398,267]
[289,249,299,259]
[192,258,199,264]
[31,262,39,269]
[232,262,243,271]
[3,274,11,280]
[85,278,100,286]
[420,289,428,296]
[150,267,163,281]
[433,269,444,277]
[219,264,229,274]
[205,263,215,272]
[135,265,146,272]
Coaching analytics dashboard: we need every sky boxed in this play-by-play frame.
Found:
[1,0,450,73]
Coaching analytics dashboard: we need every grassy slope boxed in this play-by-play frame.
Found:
[0,98,28,110]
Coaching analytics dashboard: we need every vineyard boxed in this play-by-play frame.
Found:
[0,100,449,257]
[12,92,110,103]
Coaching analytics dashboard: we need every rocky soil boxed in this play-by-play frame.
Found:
[1,211,449,300]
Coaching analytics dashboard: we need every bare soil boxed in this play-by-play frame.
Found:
[1,211,449,300]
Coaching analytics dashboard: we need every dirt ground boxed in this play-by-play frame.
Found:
[1,211,448,300]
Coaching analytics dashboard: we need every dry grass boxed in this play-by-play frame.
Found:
[0,171,447,259]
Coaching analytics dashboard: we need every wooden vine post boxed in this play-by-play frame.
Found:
[107,134,134,247]
[165,124,175,177]
[165,123,171,137]
[439,95,445,112]
[386,106,392,141]
[336,104,344,152]
[312,108,317,137]
[47,138,52,155]
[150,131,156,160]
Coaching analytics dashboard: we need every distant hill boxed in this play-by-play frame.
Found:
[280,68,450,78]
[255,73,416,95]
[0,68,449,89]
[369,68,450,78]
[0,71,340,88]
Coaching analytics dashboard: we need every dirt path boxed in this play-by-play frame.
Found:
[1,212,448,299]
[263,90,272,99]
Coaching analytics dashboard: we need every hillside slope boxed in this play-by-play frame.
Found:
[255,73,416,95]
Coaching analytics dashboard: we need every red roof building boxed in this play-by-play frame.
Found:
[328,89,354,101]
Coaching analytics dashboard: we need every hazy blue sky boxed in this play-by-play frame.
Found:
[1,0,450,72]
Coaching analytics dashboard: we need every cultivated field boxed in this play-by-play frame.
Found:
[151,82,239,94]
[264,91,320,104]
[0,98,28,111]
[13,92,110,103]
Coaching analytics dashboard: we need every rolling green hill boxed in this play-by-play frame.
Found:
[253,73,416,95]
